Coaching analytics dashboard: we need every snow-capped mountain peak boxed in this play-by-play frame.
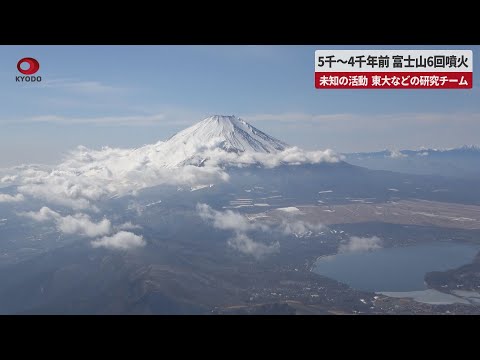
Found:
[155,115,290,167]
[165,115,288,154]
[139,114,343,169]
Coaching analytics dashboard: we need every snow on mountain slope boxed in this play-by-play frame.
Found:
[167,115,287,153]
[155,115,342,168]
[3,115,341,209]
[158,115,288,167]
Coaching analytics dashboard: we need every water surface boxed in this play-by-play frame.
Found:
[314,241,480,292]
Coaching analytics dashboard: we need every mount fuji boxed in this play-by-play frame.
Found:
[155,115,289,167]
[145,115,335,168]
[164,115,288,156]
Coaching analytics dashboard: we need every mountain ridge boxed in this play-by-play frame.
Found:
[345,145,480,158]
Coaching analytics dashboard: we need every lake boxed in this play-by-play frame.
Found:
[313,241,480,293]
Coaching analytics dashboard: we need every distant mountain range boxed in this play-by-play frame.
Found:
[343,146,480,178]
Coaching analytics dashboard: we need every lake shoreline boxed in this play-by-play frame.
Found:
[312,241,480,294]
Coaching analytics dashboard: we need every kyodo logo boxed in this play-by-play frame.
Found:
[16,57,42,82]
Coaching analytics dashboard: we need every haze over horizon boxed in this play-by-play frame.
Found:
[1,45,479,167]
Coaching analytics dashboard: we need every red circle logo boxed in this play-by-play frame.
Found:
[17,58,40,75]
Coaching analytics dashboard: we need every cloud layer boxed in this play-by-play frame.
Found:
[19,206,145,250]
[1,175,17,183]
[12,145,230,210]
[227,233,279,259]
[338,236,382,253]
[197,203,267,233]
[20,207,112,237]
[197,203,278,259]
[3,122,335,256]
[91,231,145,250]
[195,146,342,169]
[2,137,340,211]
[280,219,324,237]
[0,193,24,203]
[197,203,324,258]
[388,150,407,159]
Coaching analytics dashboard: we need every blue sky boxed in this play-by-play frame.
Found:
[0,45,479,167]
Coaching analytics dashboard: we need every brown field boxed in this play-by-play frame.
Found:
[268,199,480,230]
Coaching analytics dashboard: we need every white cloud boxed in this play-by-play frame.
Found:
[276,207,301,213]
[197,203,324,238]
[20,207,143,251]
[388,150,407,159]
[42,79,126,95]
[63,81,123,94]
[197,203,278,258]
[19,206,111,238]
[189,146,342,169]
[15,145,230,210]
[197,203,323,258]
[4,105,204,128]
[56,214,111,237]
[339,236,382,253]
[28,113,166,126]
[91,231,145,250]
[227,233,279,259]
[116,221,141,231]
[20,206,58,221]
[196,203,257,232]
[0,193,24,203]
[1,175,17,183]
[272,206,324,237]
[196,203,272,233]
[280,219,324,237]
